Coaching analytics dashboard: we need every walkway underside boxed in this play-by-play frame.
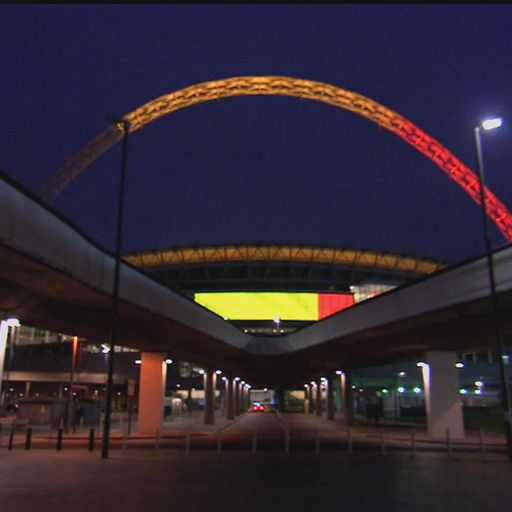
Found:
[1,242,511,388]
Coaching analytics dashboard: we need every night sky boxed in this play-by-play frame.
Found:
[2,4,512,263]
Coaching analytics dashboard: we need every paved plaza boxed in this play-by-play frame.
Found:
[1,412,512,511]
[1,448,512,512]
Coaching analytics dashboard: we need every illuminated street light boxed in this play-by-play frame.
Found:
[102,118,130,460]
[455,362,465,369]
[474,117,512,463]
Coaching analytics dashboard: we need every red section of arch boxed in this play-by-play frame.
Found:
[394,119,512,241]
[318,293,355,320]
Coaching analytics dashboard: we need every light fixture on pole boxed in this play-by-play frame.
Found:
[101,118,130,460]
[474,117,512,463]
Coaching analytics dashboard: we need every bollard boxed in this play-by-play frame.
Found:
[479,428,486,460]
[8,431,14,451]
[155,428,160,451]
[185,431,191,455]
[56,428,63,451]
[25,428,32,450]
[411,428,416,455]
[284,429,290,455]
[88,429,95,452]
[252,430,257,454]
[446,428,451,455]
[315,431,320,455]
[380,428,385,454]
[217,430,222,455]
[347,428,353,454]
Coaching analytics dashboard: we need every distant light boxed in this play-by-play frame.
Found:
[135,359,142,365]
[221,376,227,382]
[459,388,468,395]
[397,386,406,393]
[455,362,465,369]
[234,377,240,381]
[336,370,343,376]
[358,388,364,392]
[475,389,482,395]
[241,381,245,385]
[199,369,205,375]
[310,381,315,385]
[351,385,356,389]
[304,384,308,388]
[381,389,388,394]
[503,355,510,364]
[481,118,503,131]
[413,387,421,394]
[176,384,181,388]
[273,316,281,324]
[165,359,173,364]
[321,377,327,383]
[101,344,110,354]
[416,362,427,368]
[475,380,484,387]
[398,371,406,377]
[215,370,222,375]
[6,318,20,327]
[263,388,268,392]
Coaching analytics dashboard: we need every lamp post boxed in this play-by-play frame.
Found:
[474,117,512,462]
[101,118,130,459]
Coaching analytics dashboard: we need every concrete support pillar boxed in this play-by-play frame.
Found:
[326,376,335,421]
[422,351,464,439]
[234,380,240,415]
[241,385,246,411]
[137,352,167,434]
[304,385,309,414]
[203,370,216,425]
[276,387,286,412]
[226,378,234,420]
[341,371,354,425]
[309,383,316,414]
[316,379,323,417]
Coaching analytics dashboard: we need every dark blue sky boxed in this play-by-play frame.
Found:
[2,4,512,262]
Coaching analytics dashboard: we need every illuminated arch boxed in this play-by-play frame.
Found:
[41,76,512,241]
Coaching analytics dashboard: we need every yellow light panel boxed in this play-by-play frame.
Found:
[194,292,318,321]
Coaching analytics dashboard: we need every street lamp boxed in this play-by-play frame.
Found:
[101,118,130,460]
[474,117,512,462]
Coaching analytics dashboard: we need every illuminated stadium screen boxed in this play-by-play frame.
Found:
[194,292,354,321]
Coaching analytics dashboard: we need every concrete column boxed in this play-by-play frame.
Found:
[326,376,335,421]
[226,378,234,419]
[422,351,464,439]
[240,383,246,414]
[304,385,309,414]
[309,384,316,414]
[137,352,167,434]
[276,387,286,412]
[0,321,8,401]
[341,371,354,425]
[316,379,323,417]
[234,380,240,415]
[203,370,216,425]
